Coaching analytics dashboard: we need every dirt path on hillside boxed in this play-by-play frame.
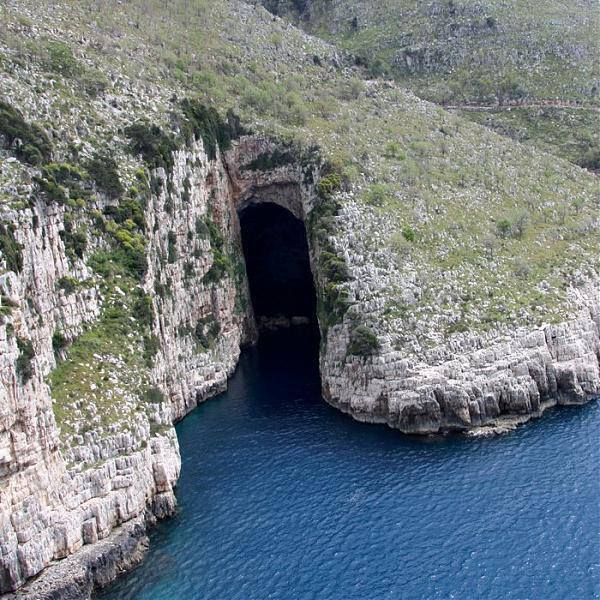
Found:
[442,101,600,112]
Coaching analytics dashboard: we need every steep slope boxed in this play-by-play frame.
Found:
[0,0,598,596]
[260,0,600,168]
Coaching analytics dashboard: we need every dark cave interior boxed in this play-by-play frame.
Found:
[239,202,317,325]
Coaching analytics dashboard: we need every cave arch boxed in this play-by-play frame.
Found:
[238,200,317,331]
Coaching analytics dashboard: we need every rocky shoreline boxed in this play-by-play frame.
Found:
[4,516,152,600]
[1,0,599,592]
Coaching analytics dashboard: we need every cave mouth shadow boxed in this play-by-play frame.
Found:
[239,202,318,335]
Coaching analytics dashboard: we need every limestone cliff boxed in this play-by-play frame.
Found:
[0,0,599,597]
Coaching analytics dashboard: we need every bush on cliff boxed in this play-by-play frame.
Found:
[347,325,380,357]
[16,337,35,383]
[0,224,24,273]
[0,100,52,165]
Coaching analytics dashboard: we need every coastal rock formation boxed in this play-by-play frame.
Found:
[0,132,319,595]
[0,0,598,596]
[322,282,599,433]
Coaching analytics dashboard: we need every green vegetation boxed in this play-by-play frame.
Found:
[0,100,52,165]
[167,231,177,264]
[60,224,87,260]
[461,107,600,170]
[0,223,23,272]
[16,337,35,382]
[194,315,221,350]
[309,170,352,330]
[260,0,599,168]
[180,100,245,160]
[49,251,160,437]
[84,155,124,199]
[52,330,68,355]
[41,40,81,77]
[35,162,90,205]
[202,217,233,284]
[125,122,178,170]
[57,276,78,294]
[241,147,296,172]
[347,325,380,357]
[103,194,146,231]
[145,387,165,404]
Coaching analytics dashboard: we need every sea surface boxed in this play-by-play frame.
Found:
[101,328,599,600]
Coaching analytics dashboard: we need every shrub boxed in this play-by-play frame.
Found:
[577,147,600,171]
[320,251,349,283]
[125,122,178,170]
[402,225,416,242]
[35,162,90,204]
[132,292,153,327]
[16,337,35,382]
[317,173,342,198]
[52,330,68,355]
[347,325,380,357]
[195,217,210,238]
[145,387,165,403]
[61,228,87,259]
[496,218,512,239]
[103,196,145,230]
[42,41,81,77]
[203,253,232,284]
[143,335,160,366]
[179,100,246,161]
[241,148,295,172]
[321,282,350,327]
[0,101,52,165]
[85,155,124,199]
[167,231,178,263]
[0,223,23,272]
[364,183,391,207]
[57,276,78,294]
[383,142,405,160]
[495,211,529,240]
[194,316,221,349]
[34,175,68,204]
[79,68,109,97]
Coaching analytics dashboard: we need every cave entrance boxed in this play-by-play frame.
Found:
[239,202,318,333]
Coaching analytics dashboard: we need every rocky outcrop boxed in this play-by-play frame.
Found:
[0,0,598,592]
[0,132,321,595]
[322,280,600,434]
[5,517,150,600]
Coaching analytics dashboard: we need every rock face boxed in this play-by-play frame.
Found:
[0,128,599,596]
[0,133,321,596]
[322,283,600,433]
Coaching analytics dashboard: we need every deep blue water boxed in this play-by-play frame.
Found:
[101,328,600,600]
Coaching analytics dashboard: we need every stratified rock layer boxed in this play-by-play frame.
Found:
[323,283,599,433]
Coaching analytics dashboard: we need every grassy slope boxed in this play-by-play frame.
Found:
[260,0,600,167]
[0,0,598,358]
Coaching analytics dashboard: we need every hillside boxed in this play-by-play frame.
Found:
[0,0,598,595]
[260,0,600,168]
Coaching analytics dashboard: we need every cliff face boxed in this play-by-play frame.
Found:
[322,284,600,434]
[318,198,600,434]
[0,0,599,596]
[0,133,324,596]
[1,132,599,598]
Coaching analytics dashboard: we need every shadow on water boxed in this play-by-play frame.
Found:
[100,327,600,600]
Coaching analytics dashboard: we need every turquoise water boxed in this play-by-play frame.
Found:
[101,329,600,600]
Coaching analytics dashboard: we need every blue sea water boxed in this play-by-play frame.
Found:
[101,328,599,600]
